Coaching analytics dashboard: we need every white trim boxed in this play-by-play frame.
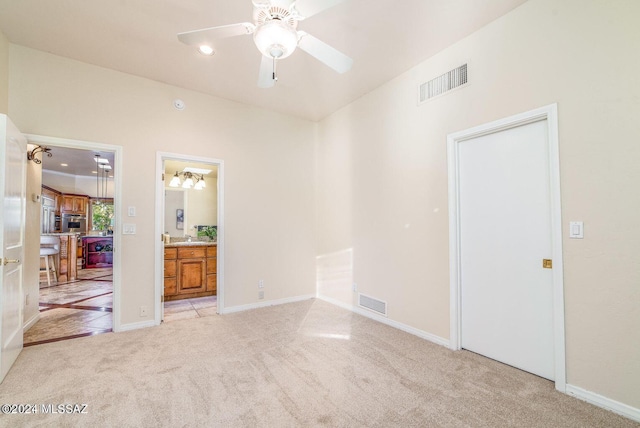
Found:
[317,295,450,348]
[446,104,566,391]
[155,152,225,325]
[566,384,640,423]
[117,319,156,332]
[25,133,124,333]
[23,312,39,332]
[222,294,315,314]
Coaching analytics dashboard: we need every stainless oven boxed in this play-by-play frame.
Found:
[62,214,87,233]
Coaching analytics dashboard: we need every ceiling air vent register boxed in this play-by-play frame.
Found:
[419,63,468,104]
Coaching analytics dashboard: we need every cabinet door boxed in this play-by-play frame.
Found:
[74,197,87,214]
[177,259,206,293]
[62,196,75,212]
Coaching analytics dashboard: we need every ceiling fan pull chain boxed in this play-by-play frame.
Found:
[272,56,278,84]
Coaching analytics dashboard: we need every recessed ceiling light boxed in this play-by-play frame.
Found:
[92,171,97,174]
[94,156,109,164]
[99,164,112,170]
[60,163,68,167]
[198,45,214,56]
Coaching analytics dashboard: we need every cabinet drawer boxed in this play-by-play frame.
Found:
[164,260,176,277]
[207,257,217,274]
[178,247,206,259]
[164,248,177,259]
[207,274,217,293]
[164,277,177,296]
[206,246,217,257]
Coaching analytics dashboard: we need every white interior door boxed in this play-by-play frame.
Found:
[458,119,555,380]
[0,115,27,383]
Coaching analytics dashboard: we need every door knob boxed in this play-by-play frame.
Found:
[3,258,20,266]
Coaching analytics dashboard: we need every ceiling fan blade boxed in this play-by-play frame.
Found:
[258,55,276,88]
[297,32,353,74]
[177,23,255,46]
[291,0,346,19]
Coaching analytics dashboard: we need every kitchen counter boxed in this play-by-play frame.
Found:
[164,241,217,248]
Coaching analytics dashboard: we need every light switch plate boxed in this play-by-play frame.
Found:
[128,206,136,217]
[569,221,584,239]
[123,223,136,235]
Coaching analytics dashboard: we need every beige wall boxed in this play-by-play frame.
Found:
[316,0,640,410]
[0,30,8,114]
[24,145,42,330]
[9,45,317,324]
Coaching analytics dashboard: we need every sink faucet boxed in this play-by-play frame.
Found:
[186,235,192,242]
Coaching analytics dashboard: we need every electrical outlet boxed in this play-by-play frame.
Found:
[258,279,264,289]
[258,290,264,300]
[352,283,358,292]
[140,306,148,317]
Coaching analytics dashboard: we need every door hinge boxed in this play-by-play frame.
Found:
[542,259,553,269]
[161,173,165,181]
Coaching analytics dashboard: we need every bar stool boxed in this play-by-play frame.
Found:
[40,236,60,286]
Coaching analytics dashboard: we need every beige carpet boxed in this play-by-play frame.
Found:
[0,299,636,427]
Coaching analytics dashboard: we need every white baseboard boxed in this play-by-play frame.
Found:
[23,313,40,332]
[116,319,156,332]
[222,294,315,314]
[317,294,450,348]
[566,384,640,423]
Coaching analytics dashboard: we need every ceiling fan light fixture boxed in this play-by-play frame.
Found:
[253,19,298,59]
[198,45,215,56]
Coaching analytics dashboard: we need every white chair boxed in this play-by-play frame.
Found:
[40,236,60,286]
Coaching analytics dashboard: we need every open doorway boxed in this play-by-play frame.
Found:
[155,153,224,324]
[23,135,122,345]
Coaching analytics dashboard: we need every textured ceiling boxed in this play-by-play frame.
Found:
[0,0,528,121]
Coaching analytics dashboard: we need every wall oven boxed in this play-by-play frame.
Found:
[62,214,87,233]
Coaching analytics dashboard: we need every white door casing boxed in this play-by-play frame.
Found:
[447,104,566,390]
[25,133,123,332]
[0,115,27,383]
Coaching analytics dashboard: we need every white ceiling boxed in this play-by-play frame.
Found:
[40,146,115,177]
[0,0,528,121]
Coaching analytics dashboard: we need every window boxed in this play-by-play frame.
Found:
[91,199,114,233]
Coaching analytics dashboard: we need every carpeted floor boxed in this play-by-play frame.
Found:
[0,299,637,427]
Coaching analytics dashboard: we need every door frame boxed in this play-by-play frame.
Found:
[25,133,124,332]
[154,152,224,324]
[446,104,566,391]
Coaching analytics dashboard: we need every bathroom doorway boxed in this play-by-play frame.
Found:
[154,152,224,324]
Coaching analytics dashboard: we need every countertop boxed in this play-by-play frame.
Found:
[164,241,217,248]
[42,232,81,236]
[82,235,113,239]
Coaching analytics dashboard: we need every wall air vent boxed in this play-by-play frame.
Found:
[419,63,468,104]
[358,293,387,317]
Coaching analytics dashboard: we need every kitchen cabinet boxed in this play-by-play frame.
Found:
[61,195,87,215]
[164,244,217,301]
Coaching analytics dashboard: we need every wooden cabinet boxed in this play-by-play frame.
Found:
[164,245,217,301]
[206,246,217,293]
[61,195,87,214]
[164,248,178,296]
[83,237,114,268]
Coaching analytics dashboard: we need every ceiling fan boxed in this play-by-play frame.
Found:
[177,0,353,88]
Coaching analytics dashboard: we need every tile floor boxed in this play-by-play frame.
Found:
[163,296,218,323]
[25,267,114,346]
[25,265,218,345]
